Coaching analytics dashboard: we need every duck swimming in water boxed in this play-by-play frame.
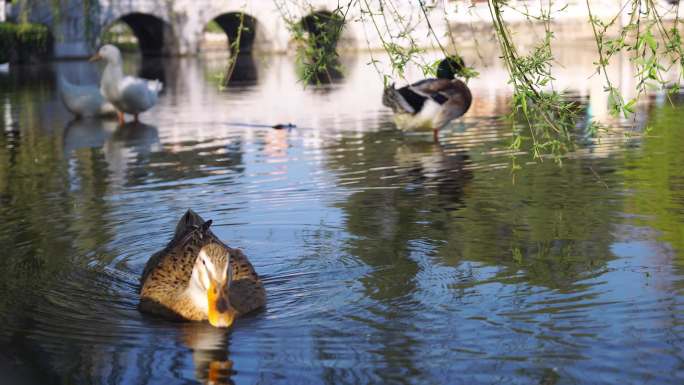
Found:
[139,209,265,328]
[382,56,472,141]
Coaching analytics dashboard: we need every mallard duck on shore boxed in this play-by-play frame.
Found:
[382,56,472,141]
[139,209,265,328]
[90,44,163,125]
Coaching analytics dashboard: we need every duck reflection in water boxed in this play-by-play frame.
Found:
[63,120,161,156]
[393,137,472,205]
[62,119,161,188]
[180,323,235,385]
[103,122,160,187]
[326,131,473,373]
[63,118,118,155]
[109,121,160,150]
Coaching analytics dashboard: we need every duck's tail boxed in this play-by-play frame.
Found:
[148,79,164,94]
[174,209,206,238]
[382,83,416,114]
[382,83,399,110]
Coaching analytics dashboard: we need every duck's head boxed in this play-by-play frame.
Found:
[190,242,236,328]
[89,44,122,64]
[436,55,466,80]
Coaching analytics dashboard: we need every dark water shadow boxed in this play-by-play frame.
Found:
[137,56,167,86]
[110,121,160,150]
[223,53,258,87]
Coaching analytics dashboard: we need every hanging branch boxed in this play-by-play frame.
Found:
[223,10,246,87]
[270,0,684,164]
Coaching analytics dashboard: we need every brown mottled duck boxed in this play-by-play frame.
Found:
[139,209,265,328]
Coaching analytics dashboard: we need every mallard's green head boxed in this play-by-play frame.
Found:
[436,55,467,79]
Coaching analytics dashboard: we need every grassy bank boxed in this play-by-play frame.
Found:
[0,22,52,63]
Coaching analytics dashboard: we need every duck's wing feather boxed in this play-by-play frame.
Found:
[431,80,473,128]
[408,78,453,94]
[395,85,429,114]
[407,79,467,102]
[383,85,419,114]
[409,78,472,120]
[140,220,213,288]
[118,76,162,112]
[385,78,464,115]
[227,247,266,314]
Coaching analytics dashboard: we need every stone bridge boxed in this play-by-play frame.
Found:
[8,0,449,58]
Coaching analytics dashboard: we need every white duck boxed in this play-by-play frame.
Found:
[58,75,117,118]
[90,44,163,124]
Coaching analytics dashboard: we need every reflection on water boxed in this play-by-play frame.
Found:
[296,57,345,86]
[63,118,117,153]
[180,323,234,385]
[1,47,684,384]
[225,54,258,86]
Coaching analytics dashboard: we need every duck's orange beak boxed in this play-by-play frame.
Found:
[207,280,236,328]
[89,53,103,62]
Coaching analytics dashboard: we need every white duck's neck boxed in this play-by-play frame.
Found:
[100,56,124,101]
[103,58,124,84]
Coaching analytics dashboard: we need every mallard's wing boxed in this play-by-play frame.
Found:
[407,78,453,95]
[426,79,473,127]
[385,79,451,114]
[140,219,214,288]
[138,237,199,319]
[385,78,463,115]
[407,78,470,104]
[227,247,266,315]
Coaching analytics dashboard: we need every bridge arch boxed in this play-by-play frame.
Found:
[298,10,355,51]
[101,12,177,56]
[208,12,260,53]
[10,0,370,58]
[291,10,357,84]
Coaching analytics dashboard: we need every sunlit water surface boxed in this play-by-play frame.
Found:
[1,49,684,385]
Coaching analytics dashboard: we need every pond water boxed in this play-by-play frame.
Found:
[1,47,683,385]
